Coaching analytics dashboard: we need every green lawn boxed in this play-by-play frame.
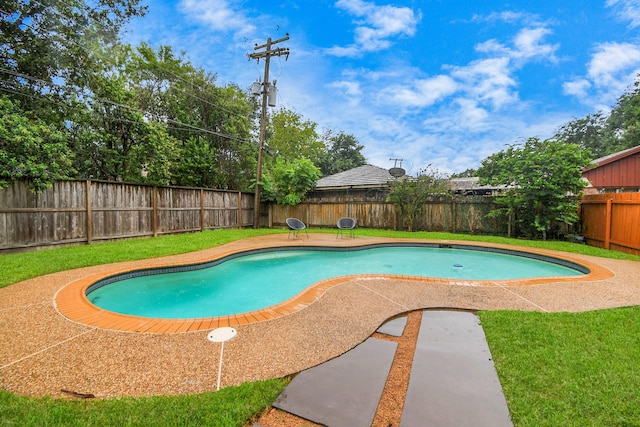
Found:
[480,308,640,427]
[1,228,639,426]
[0,378,288,427]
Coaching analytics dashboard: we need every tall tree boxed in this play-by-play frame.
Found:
[0,95,75,192]
[68,45,179,185]
[266,108,325,166]
[0,0,146,111]
[0,0,147,186]
[606,78,640,153]
[555,113,611,159]
[450,168,477,178]
[477,138,593,239]
[127,44,256,189]
[318,131,366,176]
[555,75,640,158]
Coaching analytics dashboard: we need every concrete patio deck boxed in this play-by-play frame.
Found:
[1,233,639,398]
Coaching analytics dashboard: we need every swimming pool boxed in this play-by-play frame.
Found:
[87,244,587,319]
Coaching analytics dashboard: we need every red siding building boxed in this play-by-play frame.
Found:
[582,145,640,194]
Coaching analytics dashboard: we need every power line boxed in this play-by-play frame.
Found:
[0,68,253,143]
[139,67,249,122]
[2,3,254,123]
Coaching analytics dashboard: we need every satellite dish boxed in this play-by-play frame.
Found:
[389,167,406,178]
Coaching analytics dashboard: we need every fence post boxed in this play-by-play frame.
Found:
[237,192,242,228]
[85,180,93,244]
[451,197,457,233]
[604,198,613,249]
[152,186,158,237]
[200,188,205,231]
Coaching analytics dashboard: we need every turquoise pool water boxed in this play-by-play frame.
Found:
[87,245,585,319]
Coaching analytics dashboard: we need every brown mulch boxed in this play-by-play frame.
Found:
[250,310,422,427]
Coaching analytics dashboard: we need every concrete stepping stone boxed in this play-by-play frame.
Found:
[376,314,407,337]
[400,310,513,427]
[273,337,397,427]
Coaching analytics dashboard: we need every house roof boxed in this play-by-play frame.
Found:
[585,144,640,171]
[448,177,507,192]
[315,164,397,190]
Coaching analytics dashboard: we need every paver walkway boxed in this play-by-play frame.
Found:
[271,310,512,427]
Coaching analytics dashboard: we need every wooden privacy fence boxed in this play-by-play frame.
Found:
[269,196,506,235]
[4,180,637,255]
[580,192,640,256]
[0,180,254,251]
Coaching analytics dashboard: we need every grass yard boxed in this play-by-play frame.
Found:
[1,228,639,426]
[0,378,288,427]
[481,308,640,427]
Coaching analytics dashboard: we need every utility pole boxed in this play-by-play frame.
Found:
[248,34,290,228]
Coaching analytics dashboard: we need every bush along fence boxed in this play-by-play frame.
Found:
[0,180,254,251]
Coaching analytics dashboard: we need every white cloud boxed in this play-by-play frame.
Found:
[454,98,490,129]
[178,0,255,35]
[328,80,362,97]
[469,10,548,27]
[587,42,640,83]
[383,75,458,108]
[476,27,558,63]
[512,27,558,61]
[565,42,640,109]
[563,78,592,99]
[449,57,518,109]
[326,0,421,57]
[606,0,640,28]
[326,80,363,107]
[373,24,558,115]
[324,45,362,58]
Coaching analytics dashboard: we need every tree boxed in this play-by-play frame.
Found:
[129,44,256,189]
[0,0,146,119]
[68,60,179,184]
[555,75,640,159]
[1,0,149,186]
[450,168,477,178]
[0,96,75,192]
[64,42,256,188]
[606,78,640,153]
[555,113,610,158]
[317,131,366,176]
[260,158,321,206]
[386,166,450,232]
[477,138,593,239]
[266,108,325,166]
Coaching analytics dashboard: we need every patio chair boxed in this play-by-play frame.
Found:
[286,217,308,239]
[336,217,356,238]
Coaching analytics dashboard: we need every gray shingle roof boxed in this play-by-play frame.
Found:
[448,177,505,191]
[316,164,395,189]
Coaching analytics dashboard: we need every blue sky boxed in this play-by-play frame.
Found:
[125,0,640,176]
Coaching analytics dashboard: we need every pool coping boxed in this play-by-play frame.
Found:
[53,236,615,334]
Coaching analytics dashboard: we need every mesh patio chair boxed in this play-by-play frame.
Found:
[286,217,308,239]
[336,217,356,238]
